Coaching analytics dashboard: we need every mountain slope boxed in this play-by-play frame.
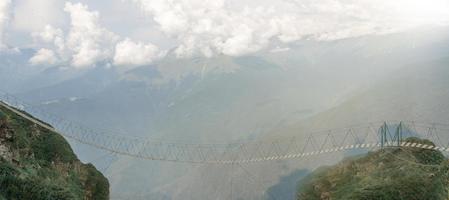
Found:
[0,103,109,200]
[297,138,449,200]
[269,56,449,139]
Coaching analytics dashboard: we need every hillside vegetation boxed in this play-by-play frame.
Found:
[297,138,449,200]
[0,103,109,200]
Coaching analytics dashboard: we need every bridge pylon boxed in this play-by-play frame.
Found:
[380,121,403,148]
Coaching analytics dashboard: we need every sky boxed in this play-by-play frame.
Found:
[1,0,449,70]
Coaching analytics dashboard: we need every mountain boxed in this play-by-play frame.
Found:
[0,102,109,200]
[297,138,449,200]
[2,27,449,199]
[15,54,371,198]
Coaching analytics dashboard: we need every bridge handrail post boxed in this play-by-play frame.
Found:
[396,122,403,147]
[380,122,388,148]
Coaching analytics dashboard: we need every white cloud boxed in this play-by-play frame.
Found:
[134,0,279,57]
[0,0,11,49]
[32,25,65,51]
[64,2,119,68]
[29,48,58,65]
[113,38,165,67]
[30,2,120,69]
[132,0,449,58]
[12,0,65,32]
[29,2,164,69]
[33,25,62,43]
[270,47,290,53]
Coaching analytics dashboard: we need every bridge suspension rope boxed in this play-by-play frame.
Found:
[1,90,449,165]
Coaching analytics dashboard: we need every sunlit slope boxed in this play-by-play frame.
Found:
[269,57,449,139]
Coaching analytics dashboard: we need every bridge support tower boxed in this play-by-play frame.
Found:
[380,122,403,148]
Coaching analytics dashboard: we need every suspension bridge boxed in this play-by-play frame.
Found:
[1,90,449,165]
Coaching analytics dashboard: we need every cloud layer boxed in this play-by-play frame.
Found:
[0,0,11,49]
[132,0,449,57]
[2,0,449,69]
[12,0,65,32]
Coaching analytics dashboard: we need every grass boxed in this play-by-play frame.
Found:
[297,138,449,200]
[0,104,109,200]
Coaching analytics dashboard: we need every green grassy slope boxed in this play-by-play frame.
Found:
[0,103,109,200]
[297,138,449,200]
